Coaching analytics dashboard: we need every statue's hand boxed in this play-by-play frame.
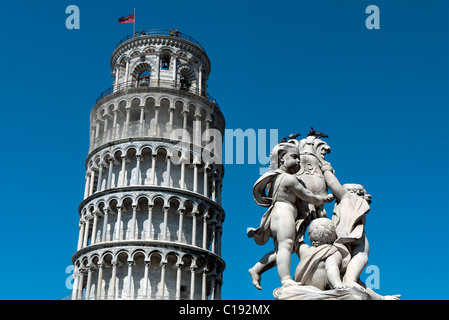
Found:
[321,161,334,174]
[324,194,335,203]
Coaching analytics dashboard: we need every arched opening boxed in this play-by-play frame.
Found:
[161,50,171,70]
[179,74,190,90]
[116,251,130,299]
[138,70,151,85]
[133,63,152,86]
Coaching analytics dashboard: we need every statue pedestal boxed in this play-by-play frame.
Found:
[273,285,372,300]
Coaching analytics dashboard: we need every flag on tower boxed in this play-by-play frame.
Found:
[118,14,135,24]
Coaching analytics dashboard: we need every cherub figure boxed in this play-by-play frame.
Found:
[294,218,350,290]
[321,166,371,287]
[322,165,401,300]
[248,142,333,287]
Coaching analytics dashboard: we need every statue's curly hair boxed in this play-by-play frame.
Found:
[308,218,337,247]
[269,141,299,170]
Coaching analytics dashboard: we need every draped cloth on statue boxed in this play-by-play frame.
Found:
[247,169,283,245]
[332,193,370,245]
[294,243,350,284]
[247,170,310,247]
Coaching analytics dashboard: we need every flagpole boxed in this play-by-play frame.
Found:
[133,8,136,34]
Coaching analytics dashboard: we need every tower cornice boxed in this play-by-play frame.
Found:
[72,240,226,270]
[92,85,224,123]
[78,185,225,218]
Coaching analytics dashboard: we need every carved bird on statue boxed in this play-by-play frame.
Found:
[279,133,301,143]
[307,127,328,139]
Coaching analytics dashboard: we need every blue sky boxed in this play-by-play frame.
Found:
[0,0,447,300]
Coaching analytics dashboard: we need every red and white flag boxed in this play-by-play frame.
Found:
[118,14,135,24]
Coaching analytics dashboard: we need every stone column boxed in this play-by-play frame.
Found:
[154,105,160,136]
[166,156,171,187]
[139,105,145,136]
[88,168,96,196]
[204,113,212,143]
[114,67,119,88]
[210,277,216,300]
[94,120,101,140]
[190,265,196,300]
[143,261,150,298]
[217,181,222,206]
[124,107,131,138]
[96,163,104,193]
[71,267,80,300]
[77,268,86,300]
[91,211,100,245]
[211,176,217,202]
[107,158,114,189]
[163,206,169,240]
[111,261,117,300]
[120,155,127,187]
[85,266,93,300]
[103,117,109,142]
[151,155,157,185]
[193,115,202,147]
[83,214,91,248]
[167,105,175,135]
[124,58,130,84]
[202,267,208,300]
[202,213,209,249]
[203,164,209,197]
[177,208,184,242]
[182,110,188,142]
[77,221,85,250]
[96,262,104,300]
[126,261,134,299]
[101,208,110,242]
[172,55,178,86]
[156,53,161,86]
[176,263,183,300]
[193,163,198,193]
[131,205,138,240]
[159,261,167,299]
[115,206,122,241]
[198,65,203,93]
[216,226,222,256]
[112,109,118,140]
[147,204,153,240]
[84,172,90,199]
[191,212,197,246]
[135,155,142,186]
[180,161,186,190]
[211,222,217,254]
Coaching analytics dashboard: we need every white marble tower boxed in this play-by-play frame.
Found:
[71,30,226,300]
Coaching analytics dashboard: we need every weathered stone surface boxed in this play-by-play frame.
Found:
[273,285,372,300]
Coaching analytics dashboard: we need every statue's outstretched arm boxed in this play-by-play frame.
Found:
[323,170,347,201]
[286,175,325,206]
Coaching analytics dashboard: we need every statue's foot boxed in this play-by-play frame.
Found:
[344,281,365,291]
[383,294,401,300]
[281,279,300,288]
[248,268,262,290]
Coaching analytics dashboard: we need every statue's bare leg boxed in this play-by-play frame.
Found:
[270,208,297,286]
[343,235,369,287]
[248,250,276,290]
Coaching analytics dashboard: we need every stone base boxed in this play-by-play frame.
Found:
[273,285,372,300]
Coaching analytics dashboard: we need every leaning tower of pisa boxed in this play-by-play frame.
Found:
[71,30,226,300]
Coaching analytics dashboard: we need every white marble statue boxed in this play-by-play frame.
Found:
[247,141,334,287]
[247,130,401,300]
